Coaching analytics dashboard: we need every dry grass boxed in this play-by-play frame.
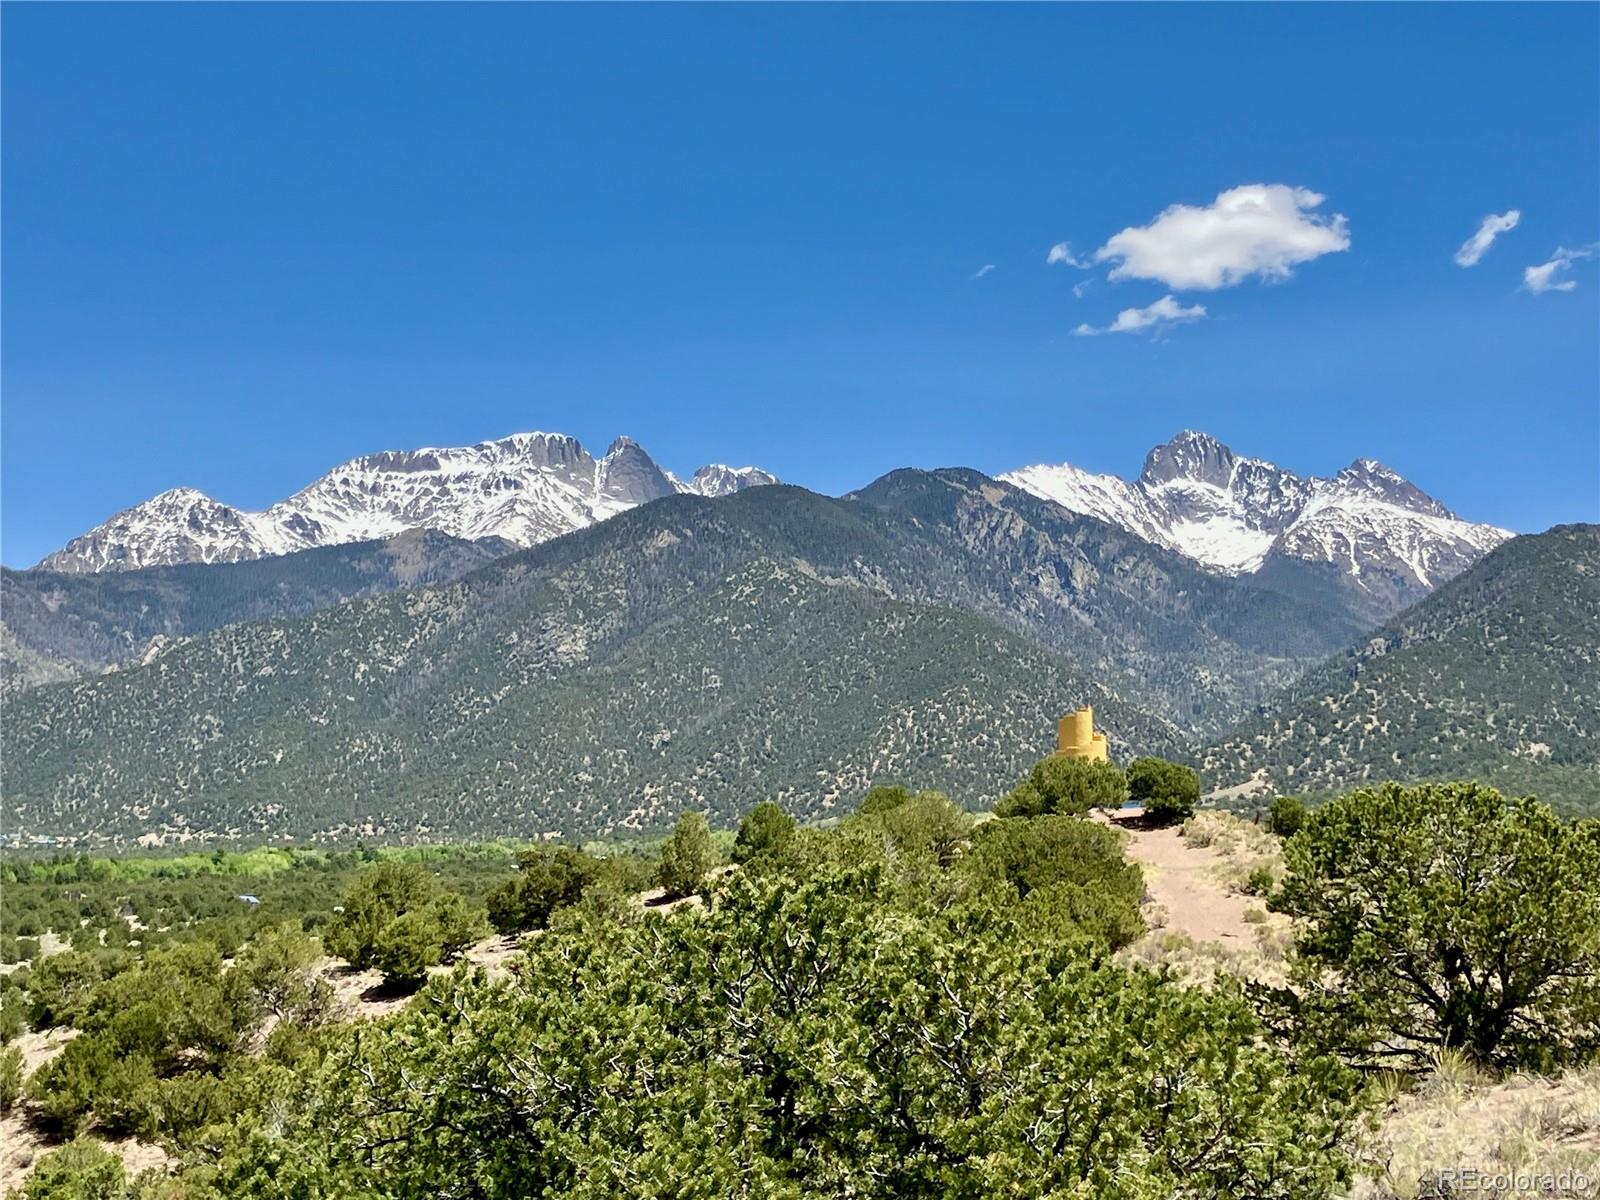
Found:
[1120,926,1290,988]
[1114,809,1292,987]
[1349,1055,1600,1199]
[1179,809,1285,896]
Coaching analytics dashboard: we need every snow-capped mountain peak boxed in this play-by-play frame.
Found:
[37,432,779,574]
[1000,431,1511,595]
[1326,457,1455,519]
[1138,429,1240,489]
[680,464,782,498]
[38,488,278,573]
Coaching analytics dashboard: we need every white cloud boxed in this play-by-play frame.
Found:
[1046,241,1090,268]
[1453,209,1520,267]
[1074,294,1207,337]
[1524,244,1597,294]
[1094,184,1349,290]
[971,263,996,279]
[1072,279,1092,299]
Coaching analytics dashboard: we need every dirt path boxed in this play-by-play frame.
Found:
[1100,809,1292,987]
[1114,820,1261,944]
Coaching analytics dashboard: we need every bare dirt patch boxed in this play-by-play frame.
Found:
[457,933,525,979]
[1117,820,1260,944]
[0,1115,169,1196]
[1105,809,1290,986]
[11,1027,77,1077]
[323,961,418,1020]
[318,932,530,1022]
[0,1112,50,1194]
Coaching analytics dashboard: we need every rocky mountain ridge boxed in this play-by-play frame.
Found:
[2,529,511,694]
[1001,431,1511,606]
[37,432,778,573]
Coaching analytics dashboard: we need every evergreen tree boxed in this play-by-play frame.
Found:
[658,811,716,900]
[486,845,600,933]
[733,802,797,864]
[1264,781,1600,1069]
[1266,794,1308,838]
[1126,756,1200,824]
[995,756,1127,817]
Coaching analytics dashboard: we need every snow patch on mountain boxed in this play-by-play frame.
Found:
[1001,430,1512,590]
[675,464,782,498]
[37,433,779,574]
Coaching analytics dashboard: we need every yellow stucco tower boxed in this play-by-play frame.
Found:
[1056,705,1109,763]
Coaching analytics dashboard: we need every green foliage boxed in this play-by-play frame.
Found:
[656,811,716,900]
[227,923,333,1024]
[546,878,643,938]
[1264,781,1600,1070]
[1266,794,1308,838]
[21,921,344,1145]
[854,790,973,869]
[428,892,485,962]
[195,832,1361,1197]
[485,845,599,933]
[1126,756,1200,824]
[88,943,242,1068]
[0,988,25,1043]
[857,784,913,816]
[733,802,797,865]
[369,911,444,985]
[28,952,130,1030]
[27,940,263,1137]
[29,1035,116,1137]
[324,862,486,986]
[995,755,1128,817]
[0,1042,23,1114]
[1244,864,1277,896]
[12,1139,126,1200]
[964,815,1146,949]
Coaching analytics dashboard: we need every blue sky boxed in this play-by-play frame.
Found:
[4,3,1597,567]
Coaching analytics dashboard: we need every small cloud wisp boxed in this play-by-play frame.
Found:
[1074,294,1206,337]
[1454,209,1521,267]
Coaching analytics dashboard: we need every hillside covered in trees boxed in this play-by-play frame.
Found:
[1202,524,1600,813]
[6,487,1590,842]
[3,479,1368,843]
[0,530,510,695]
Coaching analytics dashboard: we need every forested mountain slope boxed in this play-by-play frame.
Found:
[1,530,511,694]
[1202,524,1600,812]
[3,488,1186,842]
[849,468,1372,726]
[4,479,1429,842]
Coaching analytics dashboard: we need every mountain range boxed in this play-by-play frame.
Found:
[4,426,1573,844]
[1,529,509,695]
[1002,430,1511,617]
[35,432,778,574]
[33,431,1508,625]
[4,482,1215,841]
